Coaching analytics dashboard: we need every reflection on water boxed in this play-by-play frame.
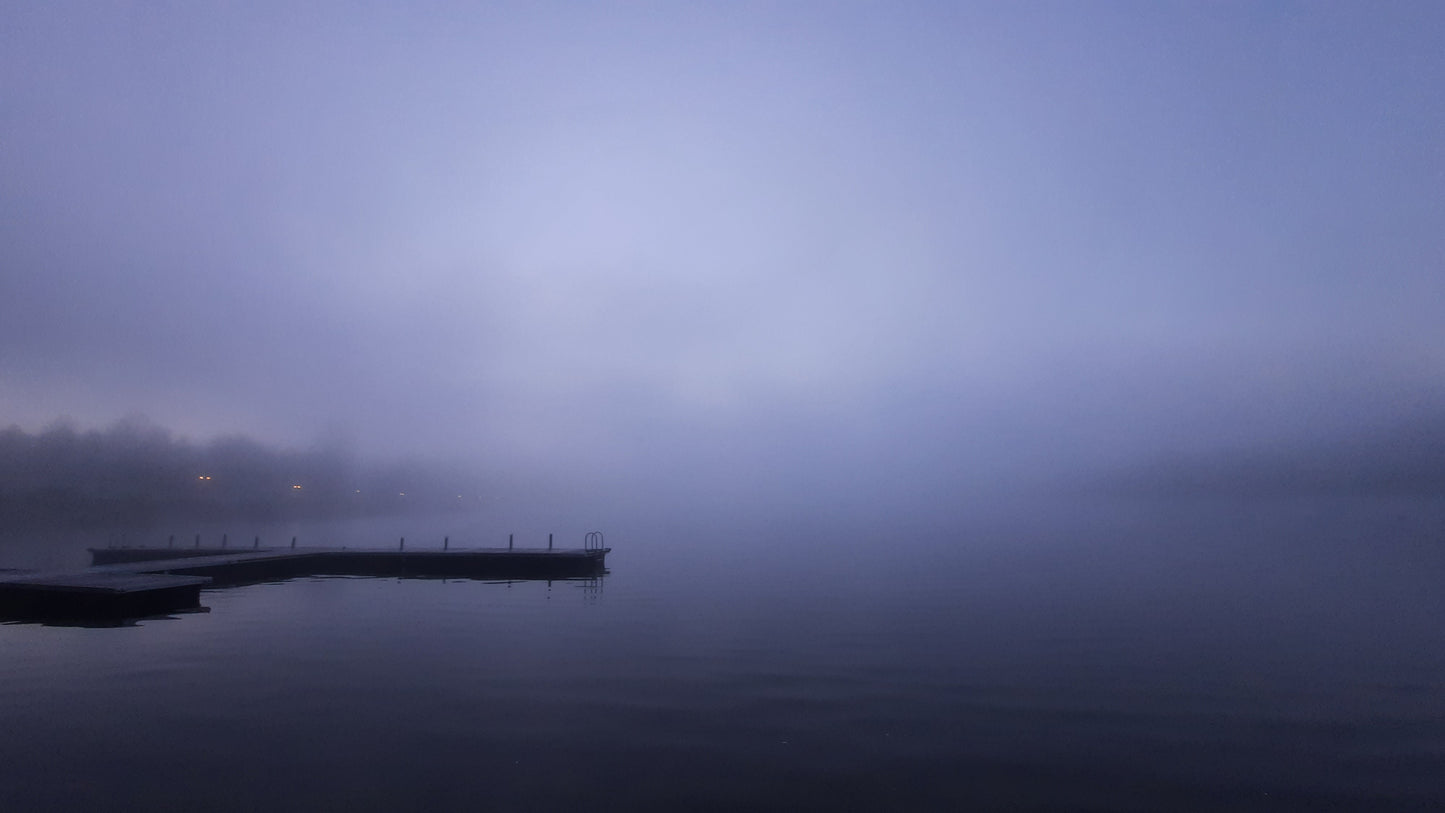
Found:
[1,497,1443,811]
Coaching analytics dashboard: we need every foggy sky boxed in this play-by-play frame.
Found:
[3,2,1443,517]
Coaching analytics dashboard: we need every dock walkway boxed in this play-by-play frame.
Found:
[1,544,609,622]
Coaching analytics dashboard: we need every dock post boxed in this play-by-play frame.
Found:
[444,536,449,551]
[168,534,175,549]
[222,533,227,549]
[253,536,260,549]
[400,536,405,551]
[509,534,513,551]
[195,534,201,549]
[548,533,553,551]
[291,536,297,549]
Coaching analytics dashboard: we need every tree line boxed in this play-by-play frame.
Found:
[0,418,480,529]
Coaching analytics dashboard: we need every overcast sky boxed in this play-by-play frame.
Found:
[3,2,1443,514]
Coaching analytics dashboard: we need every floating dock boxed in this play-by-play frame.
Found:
[0,571,210,622]
[0,543,609,623]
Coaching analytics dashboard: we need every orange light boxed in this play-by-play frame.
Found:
[292,484,302,490]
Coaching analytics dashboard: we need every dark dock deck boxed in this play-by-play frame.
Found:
[0,571,211,622]
[1,543,610,623]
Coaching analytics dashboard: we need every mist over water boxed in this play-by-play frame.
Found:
[3,2,1444,493]
[4,1,1445,809]
[4,494,1444,811]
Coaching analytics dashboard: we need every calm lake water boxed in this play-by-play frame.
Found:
[3,496,1444,811]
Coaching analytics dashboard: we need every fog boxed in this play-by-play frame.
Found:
[3,3,1443,528]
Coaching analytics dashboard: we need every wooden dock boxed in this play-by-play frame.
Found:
[1,543,609,622]
[0,571,210,622]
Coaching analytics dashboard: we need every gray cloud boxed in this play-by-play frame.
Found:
[3,2,1443,520]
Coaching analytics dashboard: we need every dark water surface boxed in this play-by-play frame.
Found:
[3,496,1444,811]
